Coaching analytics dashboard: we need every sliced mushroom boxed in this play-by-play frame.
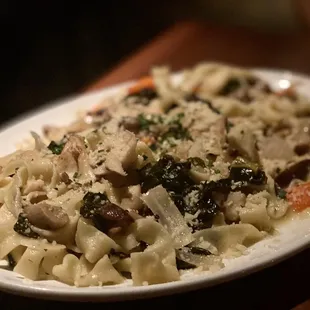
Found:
[56,135,86,173]
[91,130,138,177]
[61,135,85,160]
[93,202,134,235]
[85,108,111,125]
[103,169,139,188]
[120,116,140,134]
[60,172,71,184]
[275,158,310,188]
[24,202,69,230]
[227,122,259,162]
[258,135,295,161]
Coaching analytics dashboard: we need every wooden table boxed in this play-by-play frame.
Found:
[2,21,310,309]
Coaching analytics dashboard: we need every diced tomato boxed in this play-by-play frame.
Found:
[287,182,310,212]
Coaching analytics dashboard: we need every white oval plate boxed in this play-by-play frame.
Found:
[1,68,310,302]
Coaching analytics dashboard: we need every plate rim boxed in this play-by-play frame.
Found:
[1,66,310,302]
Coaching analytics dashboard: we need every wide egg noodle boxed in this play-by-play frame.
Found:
[130,218,179,285]
[75,218,120,264]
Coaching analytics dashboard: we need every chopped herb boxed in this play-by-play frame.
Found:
[142,155,148,161]
[137,114,163,131]
[159,113,191,143]
[47,141,65,155]
[73,172,79,179]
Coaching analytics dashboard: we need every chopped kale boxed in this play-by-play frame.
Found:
[229,157,267,186]
[184,93,220,115]
[7,253,16,268]
[176,257,196,270]
[188,157,206,168]
[181,185,220,230]
[138,155,194,193]
[171,157,267,231]
[138,155,219,230]
[80,192,108,219]
[80,192,133,234]
[138,154,267,232]
[218,78,241,96]
[187,246,211,256]
[47,140,65,155]
[13,213,39,238]
[229,166,267,186]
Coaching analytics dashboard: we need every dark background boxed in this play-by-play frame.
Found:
[1,2,193,125]
[1,1,306,125]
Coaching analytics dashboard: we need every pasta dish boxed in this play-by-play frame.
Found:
[0,63,310,287]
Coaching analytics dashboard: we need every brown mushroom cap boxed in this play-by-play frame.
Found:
[275,159,310,188]
[93,202,134,234]
[24,202,69,230]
